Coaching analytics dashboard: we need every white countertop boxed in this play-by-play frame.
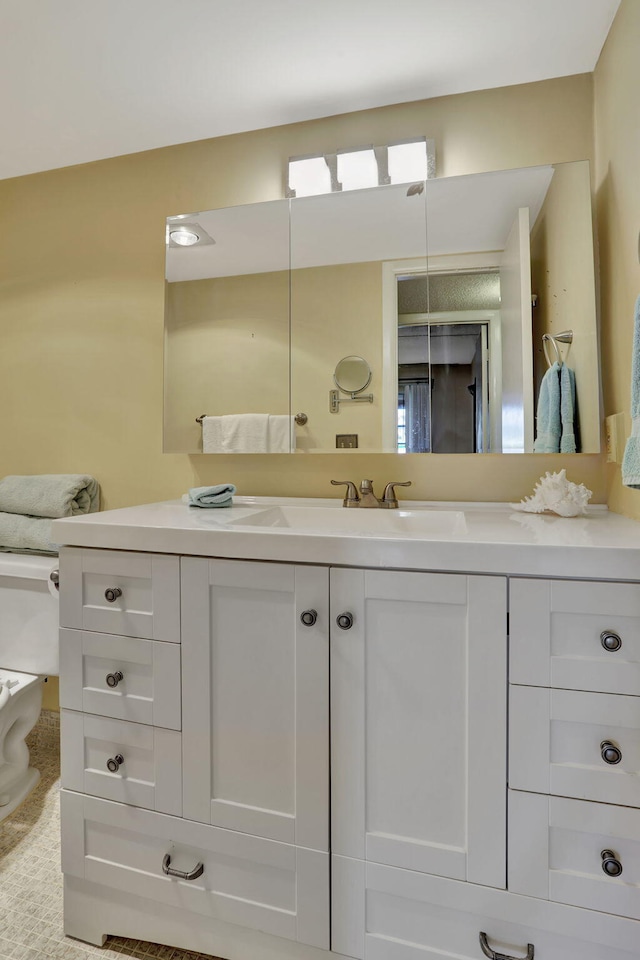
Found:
[50,497,640,580]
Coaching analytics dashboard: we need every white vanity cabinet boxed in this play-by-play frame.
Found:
[53,501,640,960]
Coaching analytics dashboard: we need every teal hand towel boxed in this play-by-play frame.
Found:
[534,362,561,453]
[622,295,640,487]
[183,484,236,508]
[560,364,577,454]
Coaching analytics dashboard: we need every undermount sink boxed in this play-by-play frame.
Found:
[229,504,467,537]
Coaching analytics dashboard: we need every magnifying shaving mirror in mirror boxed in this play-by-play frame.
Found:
[334,356,372,395]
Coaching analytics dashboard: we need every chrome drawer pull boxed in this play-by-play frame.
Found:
[479,933,534,960]
[106,754,124,773]
[162,853,204,881]
[601,849,623,877]
[105,587,123,603]
[300,609,318,626]
[105,671,124,688]
[600,630,622,652]
[600,739,622,764]
[336,612,354,630]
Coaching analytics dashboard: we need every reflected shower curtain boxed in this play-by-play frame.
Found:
[404,382,431,453]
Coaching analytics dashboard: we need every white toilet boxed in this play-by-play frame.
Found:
[0,553,59,818]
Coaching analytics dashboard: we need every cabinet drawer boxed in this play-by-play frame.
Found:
[510,578,640,694]
[59,547,180,642]
[59,629,181,729]
[510,686,640,806]
[332,856,639,960]
[61,790,329,950]
[509,791,640,921]
[60,710,181,816]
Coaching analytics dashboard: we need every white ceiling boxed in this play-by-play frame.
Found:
[0,0,620,182]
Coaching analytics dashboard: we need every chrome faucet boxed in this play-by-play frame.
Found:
[331,479,411,508]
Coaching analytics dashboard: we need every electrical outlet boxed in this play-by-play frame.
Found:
[336,434,358,449]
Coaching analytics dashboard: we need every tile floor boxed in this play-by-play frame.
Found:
[0,712,219,960]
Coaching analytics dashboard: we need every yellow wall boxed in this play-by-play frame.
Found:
[0,73,605,507]
[594,0,640,518]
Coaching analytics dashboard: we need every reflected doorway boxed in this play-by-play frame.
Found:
[398,321,490,453]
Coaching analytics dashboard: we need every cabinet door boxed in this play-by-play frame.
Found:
[331,568,506,889]
[181,558,328,851]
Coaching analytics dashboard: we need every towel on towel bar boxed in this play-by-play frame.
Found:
[202,414,269,453]
[268,415,295,453]
[533,363,561,453]
[559,364,577,454]
[533,362,577,453]
[183,484,236,508]
[0,474,99,518]
[201,414,294,453]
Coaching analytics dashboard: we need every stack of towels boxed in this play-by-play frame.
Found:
[0,474,100,555]
[201,414,294,453]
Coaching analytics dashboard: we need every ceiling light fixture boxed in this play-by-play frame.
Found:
[170,228,200,246]
[166,222,216,248]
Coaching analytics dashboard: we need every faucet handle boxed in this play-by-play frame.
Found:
[381,481,412,508]
[331,480,360,507]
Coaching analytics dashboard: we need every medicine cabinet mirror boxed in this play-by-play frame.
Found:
[164,159,599,455]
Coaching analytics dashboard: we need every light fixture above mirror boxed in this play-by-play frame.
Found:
[285,137,436,198]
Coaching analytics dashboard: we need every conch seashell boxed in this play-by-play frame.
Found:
[511,469,592,518]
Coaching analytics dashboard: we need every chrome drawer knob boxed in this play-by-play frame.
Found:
[300,609,318,627]
[336,612,354,630]
[600,740,622,765]
[105,587,123,603]
[106,671,124,688]
[601,849,623,877]
[162,853,204,881]
[479,932,534,959]
[600,630,622,652]
[106,754,124,773]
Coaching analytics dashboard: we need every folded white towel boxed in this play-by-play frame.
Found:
[268,415,295,453]
[202,414,269,453]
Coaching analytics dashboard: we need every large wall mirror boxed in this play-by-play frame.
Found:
[164,160,599,454]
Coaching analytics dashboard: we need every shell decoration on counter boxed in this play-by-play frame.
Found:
[511,469,592,517]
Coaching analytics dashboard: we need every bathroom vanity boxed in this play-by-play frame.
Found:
[53,498,640,960]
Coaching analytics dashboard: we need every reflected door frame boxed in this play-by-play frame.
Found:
[382,255,503,452]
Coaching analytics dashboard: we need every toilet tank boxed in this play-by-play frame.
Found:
[0,554,59,676]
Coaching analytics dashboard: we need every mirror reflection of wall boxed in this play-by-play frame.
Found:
[163,200,291,453]
[163,160,600,455]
